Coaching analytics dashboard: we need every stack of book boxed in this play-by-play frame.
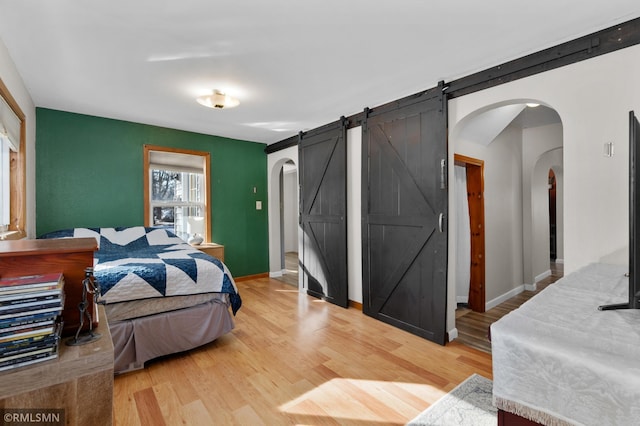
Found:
[0,272,65,372]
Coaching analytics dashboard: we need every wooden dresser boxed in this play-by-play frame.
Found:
[0,305,114,426]
[0,238,98,337]
[0,238,113,425]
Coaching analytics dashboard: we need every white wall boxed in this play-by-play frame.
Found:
[453,124,525,313]
[0,37,36,238]
[449,116,563,335]
[268,44,640,341]
[486,125,525,303]
[530,148,563,279]
[554,164,565,262]
[266,129,364,303]
[522,122,563,284]
[448,44,640,336]
[450,45,640,273]
[346,127,362,304]
[282,165,298,253]
[267,146,298,278]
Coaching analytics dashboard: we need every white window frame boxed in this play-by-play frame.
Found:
[149,168,205,240]
[143,145,211,243]
[0,136,10,227]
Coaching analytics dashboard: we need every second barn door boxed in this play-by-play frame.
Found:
[299,119,348,308]
[362,84,448,344]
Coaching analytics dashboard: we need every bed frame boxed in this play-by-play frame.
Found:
[110,297,234,374]
[38,226,240,375]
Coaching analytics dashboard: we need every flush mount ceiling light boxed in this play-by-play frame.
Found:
[196,90,240,109]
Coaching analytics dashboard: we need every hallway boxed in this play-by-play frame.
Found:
[455,262,564,352]
[273,251,298,287]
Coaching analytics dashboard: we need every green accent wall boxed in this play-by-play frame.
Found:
[36,108,269,277]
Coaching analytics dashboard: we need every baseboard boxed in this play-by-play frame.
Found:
[236,272,270,282]
[456,296,469,304]
[269,270,284,278]
[448,327,459,342]
[535,269,551,283]
[349,300,363,311]
[486,285,524,311]
[488,275,547,309]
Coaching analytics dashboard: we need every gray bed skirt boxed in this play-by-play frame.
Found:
[109,298,235,374]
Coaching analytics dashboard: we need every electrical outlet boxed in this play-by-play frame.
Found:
[256,200,262,210]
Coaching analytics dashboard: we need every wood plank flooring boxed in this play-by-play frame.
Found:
[113,276,492,425]
[274,251,298,287]
[455,262,564,352]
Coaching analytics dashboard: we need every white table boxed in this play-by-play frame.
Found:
[491,263,640,426]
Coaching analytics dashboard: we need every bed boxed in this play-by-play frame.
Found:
[490,263,640,425]
[39,226,241,374]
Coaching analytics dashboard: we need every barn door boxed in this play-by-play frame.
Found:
[299,119,348,308]
[362,84,448,344]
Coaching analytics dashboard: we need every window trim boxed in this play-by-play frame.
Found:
[143,144,211,242]
[0,78,26,240]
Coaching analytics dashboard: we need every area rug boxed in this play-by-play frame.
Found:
[407,374,496,426]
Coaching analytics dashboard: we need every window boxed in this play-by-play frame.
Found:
[0,136,11,226]
[144,145,211,243]
[0,78,25,240]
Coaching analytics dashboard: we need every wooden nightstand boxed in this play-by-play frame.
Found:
[192,242,224,261]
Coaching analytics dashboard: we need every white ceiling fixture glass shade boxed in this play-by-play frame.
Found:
[196,90,240,109]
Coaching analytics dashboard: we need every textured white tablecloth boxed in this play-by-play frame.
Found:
[491,263,640,426]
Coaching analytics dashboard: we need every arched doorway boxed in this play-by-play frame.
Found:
[451,101,563,315]
[530,150,564,284]
[267,147,300,287]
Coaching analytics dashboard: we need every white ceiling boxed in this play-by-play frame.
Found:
[0,1,639,145]
[458,104,562,146]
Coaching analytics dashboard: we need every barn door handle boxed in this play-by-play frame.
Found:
[440,159,446,189]
[438,213,444,233]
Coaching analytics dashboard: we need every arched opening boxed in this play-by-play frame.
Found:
[530,150,564,284]
[451,100,564,348]
[267,149,300,287]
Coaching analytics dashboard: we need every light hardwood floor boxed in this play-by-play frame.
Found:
[455,262,564,352]
[274,251,299,287]
[113,276,492,425]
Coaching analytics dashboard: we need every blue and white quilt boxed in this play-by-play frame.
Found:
[39,227,241,315]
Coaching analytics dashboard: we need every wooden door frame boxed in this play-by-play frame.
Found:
[548,169,557,261]
[454,154,486,313]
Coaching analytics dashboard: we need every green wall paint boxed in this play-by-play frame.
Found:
[36,108,269,277]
